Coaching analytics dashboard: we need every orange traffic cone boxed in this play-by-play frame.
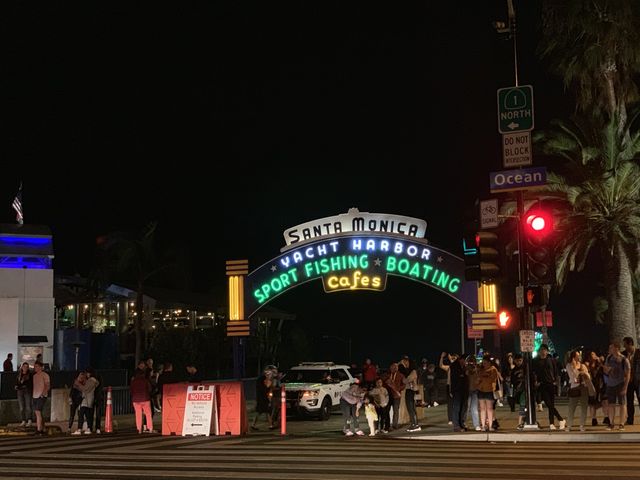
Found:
[104,386,113,433]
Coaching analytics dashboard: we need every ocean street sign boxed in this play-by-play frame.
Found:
[489,166,547,193]
[497,85,534,133]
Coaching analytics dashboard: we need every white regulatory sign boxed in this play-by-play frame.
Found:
[502,132,532,168]
[182,385,217,436]
[520,330,535,353]
[480,199,499,229]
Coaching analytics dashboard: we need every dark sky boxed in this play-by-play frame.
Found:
[1,2,606,365]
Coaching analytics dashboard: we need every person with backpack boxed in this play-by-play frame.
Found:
[603,341,631,431]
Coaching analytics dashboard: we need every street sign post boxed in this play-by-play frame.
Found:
[515,285,524,308]
[489,166,546,193]
[519,330,535,353]
[479,199,499,229]
[502,131,532,168]
[497,85,534,133]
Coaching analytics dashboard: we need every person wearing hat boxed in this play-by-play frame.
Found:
[533,344,565,430]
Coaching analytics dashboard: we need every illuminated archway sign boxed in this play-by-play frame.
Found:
[245,208,477,318]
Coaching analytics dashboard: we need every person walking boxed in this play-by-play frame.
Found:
[15,362,33,427]
[31,361,50,435]
[533,344,565,430]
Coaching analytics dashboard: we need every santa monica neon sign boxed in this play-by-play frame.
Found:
[243,209,476,318]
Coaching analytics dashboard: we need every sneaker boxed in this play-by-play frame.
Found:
[345,430,354,436]
[71,429,82,435]
[603,417,611,425]
[475,426,482,431]
[579,426,585,432]
[83,430,92,435]
[433,402,439,407]
[516,424,524,430]
[558,420,566,430]
[381,429,388,434]
[26,420,32,427]
[355,430,365,436]
[368,433,376,437]
[144,429,156,434]
[407,425,421,432]
[96,429,101,434]
[19,421,26,427]
[592,418,598,426]
[618,424,625,431]
[496,401,504,407]
[447,421,453,425]
[549,424,556,430]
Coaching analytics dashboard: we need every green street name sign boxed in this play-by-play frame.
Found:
[497,85,534,134]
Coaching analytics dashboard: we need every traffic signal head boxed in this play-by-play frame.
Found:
[464,231,501,282]
[523,207,556,285]
[498,310,511,328]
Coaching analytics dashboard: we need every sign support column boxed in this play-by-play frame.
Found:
[227,259,250,379]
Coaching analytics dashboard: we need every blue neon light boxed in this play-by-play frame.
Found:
[0,257,51,269]
[0,236,52,246]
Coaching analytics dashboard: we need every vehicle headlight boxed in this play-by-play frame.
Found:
[302,390,319,398]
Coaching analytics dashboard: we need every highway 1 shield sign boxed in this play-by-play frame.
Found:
[497,85,534,133]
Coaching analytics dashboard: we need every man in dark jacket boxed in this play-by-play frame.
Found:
[449,354,468,432]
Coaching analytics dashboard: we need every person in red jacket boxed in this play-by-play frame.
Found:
[362,358,378,390]
[130,368,154,434]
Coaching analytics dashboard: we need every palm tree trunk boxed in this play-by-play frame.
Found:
[603,241,636,342]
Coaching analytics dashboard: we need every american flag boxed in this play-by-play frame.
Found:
[12,184,23,225]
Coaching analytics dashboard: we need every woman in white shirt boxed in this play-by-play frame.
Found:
[565,350,590,432]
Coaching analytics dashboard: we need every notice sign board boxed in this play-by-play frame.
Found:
[182,385,218,436]
[520,330,535,353]
[502,132,532,168]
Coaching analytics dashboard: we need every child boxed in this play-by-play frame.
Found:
[424,364,438,407]
[364,395,378,436]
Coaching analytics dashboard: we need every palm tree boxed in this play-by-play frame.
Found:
[539,0,640,128]
[99,221,176,364]
[534,115,640,341]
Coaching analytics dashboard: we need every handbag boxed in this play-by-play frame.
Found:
[568,386,582,397]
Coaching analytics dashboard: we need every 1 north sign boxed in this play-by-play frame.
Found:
[497,85,534,134]
[489,166,547,193]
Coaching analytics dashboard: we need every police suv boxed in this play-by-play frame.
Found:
[282,362,355,420]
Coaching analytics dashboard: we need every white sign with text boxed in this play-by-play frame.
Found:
[182,385,217,436]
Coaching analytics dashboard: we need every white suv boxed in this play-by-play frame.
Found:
[282,362,355,420]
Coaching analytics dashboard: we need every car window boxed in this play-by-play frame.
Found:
[282,369,329,383]
[331,368,349,382]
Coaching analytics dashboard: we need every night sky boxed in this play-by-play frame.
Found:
[2,2,607,366]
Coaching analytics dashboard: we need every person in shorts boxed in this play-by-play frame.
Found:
[32,361,50,435]
[603,342,630,431]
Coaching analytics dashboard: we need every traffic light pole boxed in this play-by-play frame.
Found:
[517,192,537,428]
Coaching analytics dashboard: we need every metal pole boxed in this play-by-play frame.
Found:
[460,305,465,355]
[507,0,518,87]
[518,192,537,427]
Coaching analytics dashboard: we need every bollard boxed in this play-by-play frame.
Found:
[104,386,113,433]
[280,384,286,435]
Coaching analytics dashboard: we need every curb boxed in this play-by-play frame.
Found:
[396,431,640,443]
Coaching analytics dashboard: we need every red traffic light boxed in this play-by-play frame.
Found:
[524,209,553,237]
[498,310,511,328]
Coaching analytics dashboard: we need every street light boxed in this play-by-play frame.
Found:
[321,335,352,363]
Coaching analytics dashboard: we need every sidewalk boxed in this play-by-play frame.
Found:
[394,398,640,443]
